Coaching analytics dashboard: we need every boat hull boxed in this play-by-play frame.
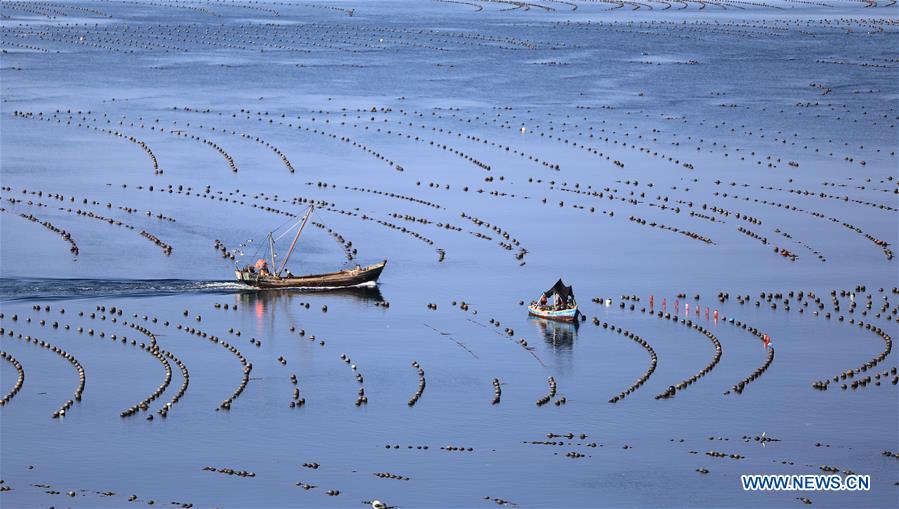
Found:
[528,304,579,322]
[235,261,386,289]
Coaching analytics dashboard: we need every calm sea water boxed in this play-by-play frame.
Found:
[1,1,897,507]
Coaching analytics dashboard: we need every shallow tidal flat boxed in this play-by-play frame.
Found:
[1,0,898,507]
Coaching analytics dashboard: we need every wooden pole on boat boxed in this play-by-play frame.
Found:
[269,232,276,274]
[276,205,313,276]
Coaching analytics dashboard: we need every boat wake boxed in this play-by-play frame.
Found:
[0,278,248,301]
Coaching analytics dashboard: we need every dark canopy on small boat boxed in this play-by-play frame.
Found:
[544,279,574,302]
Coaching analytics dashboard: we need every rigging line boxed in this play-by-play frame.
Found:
[243,234,268,263]
[239,211,303,264]
[273,216,305,242]
[269,214,299,236]
[249,242,264,261]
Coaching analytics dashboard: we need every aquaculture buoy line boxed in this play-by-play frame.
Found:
[213,239,237,261]
[306,180,444,209]
[590,318,658,402]
[628,215,715,245]
[491,377,502,404]
[173,316,252,411]
[121,309,185,415]
[812,317,892,390]
[17,108,241,174]
[432,106,662,170]
[338,353,368,406]
[288,371,305,408]
[202,465,255,477]
[115,314,173,418]
[1,305,192,418]
[0,0,112,19]
[100,306,194,419]
[461,213,528,264]
[407,361,426,406]
[325,113,494,171]
[197,103,608,187]
[310,220,356,261]
[364,107,561,170]
[116,181,451,262]
[0,207,80,256]
[5,186,177,223]
[0,326,84,418]
[124,118,240,173]
[168,108,297,172]
[0,472,198,507]
[535,376,558,406]
[2,191,174,255]
[182,106,410,173]
[709,182,895,260]
[714,311,775,395]
[11,110,163,175]
[716,286,896,392]
[537,175,841,263]
[621,300,722,399]
[0,350,25,406]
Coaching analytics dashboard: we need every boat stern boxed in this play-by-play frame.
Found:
[235,269,257,285]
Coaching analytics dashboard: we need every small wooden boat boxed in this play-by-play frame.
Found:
[528,279,579,322]
[528,304,579,322]
[234,205,387,290]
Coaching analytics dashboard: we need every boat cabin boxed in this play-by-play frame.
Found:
[528,279,579,322]
[539,279,576,310]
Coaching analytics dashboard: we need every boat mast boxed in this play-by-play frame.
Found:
[276,205,313,276]
[268,232,276,273]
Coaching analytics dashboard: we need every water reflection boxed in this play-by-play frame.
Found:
[531,316,578,351]
[236,285,385,311]
[234,285,385,336]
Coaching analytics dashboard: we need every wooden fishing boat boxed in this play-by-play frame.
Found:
[528,278,579,322]
[527,304,579,322]
[235,260,386,289]
[234,205,387,290]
